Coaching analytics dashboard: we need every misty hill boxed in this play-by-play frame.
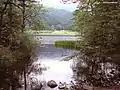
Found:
[42,8,73,30]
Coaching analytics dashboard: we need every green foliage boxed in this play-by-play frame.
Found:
[0,0,37,89]
[73,0,120,88]
[55,40,81,50]
[73,0,120,59]
[25,3,49,30]
[73,0,120,52]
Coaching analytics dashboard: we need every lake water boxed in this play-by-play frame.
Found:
[26,44,77,90]
[33,35,78,44]
[16,35,78,90]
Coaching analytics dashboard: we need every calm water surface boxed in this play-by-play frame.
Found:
[26,44,77,90]
[32,44,76,82]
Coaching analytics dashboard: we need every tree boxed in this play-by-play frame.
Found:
[0,0,37,90]
[72,0,120,89]
[25,3,48,30]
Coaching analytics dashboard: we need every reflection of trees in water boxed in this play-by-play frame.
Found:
[74,55,120,88]
[28,60,47,75]
[0,57,32,90]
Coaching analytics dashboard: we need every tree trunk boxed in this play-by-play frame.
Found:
[24,68,27,90]
[22,0,25,32]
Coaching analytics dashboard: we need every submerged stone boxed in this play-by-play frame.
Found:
[58,82,66,89]
[31,82,42,90]
[47,80,57,88]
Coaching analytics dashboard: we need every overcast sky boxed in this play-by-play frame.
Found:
[36,0,78,12]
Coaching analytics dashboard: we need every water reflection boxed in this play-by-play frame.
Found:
[33,59,73,83]
[27,44,77,90]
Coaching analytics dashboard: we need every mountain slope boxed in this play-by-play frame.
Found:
[42,8,73,30]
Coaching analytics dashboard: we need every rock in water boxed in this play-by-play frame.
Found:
[31,82,43,90]
[47,80,57,88]
[58,82,66,89]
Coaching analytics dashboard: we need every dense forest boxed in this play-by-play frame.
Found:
[72,0,120,89]
[0,0,39,90]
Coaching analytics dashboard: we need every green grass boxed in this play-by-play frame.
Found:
[26,30,77,35]
[51,30,76,35]
[55,40,81,50]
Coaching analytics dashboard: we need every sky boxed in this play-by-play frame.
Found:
[36,0,78,12]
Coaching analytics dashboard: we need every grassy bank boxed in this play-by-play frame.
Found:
[26,30,77,35]
[55,40,81,50]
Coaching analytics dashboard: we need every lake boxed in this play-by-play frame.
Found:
[20,35,78,90]
[26,44,77,90]
[32,35,78,44]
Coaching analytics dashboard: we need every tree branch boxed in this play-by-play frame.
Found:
[10,2,22,10]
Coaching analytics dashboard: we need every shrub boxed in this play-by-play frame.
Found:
[55,40,81,50]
